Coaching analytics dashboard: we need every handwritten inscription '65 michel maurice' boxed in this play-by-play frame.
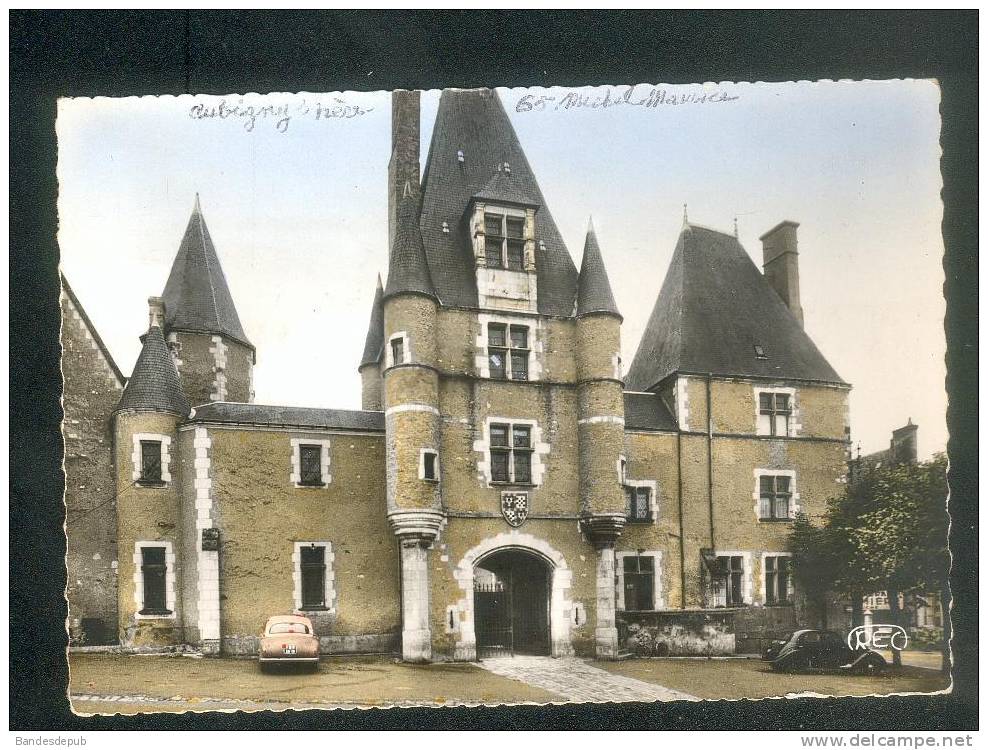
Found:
[188,97,373,134]
[516,84,739,113]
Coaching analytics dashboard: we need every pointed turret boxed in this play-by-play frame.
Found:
[162,197,252,349]
[160,197,255,406]
[116,324,190,416]
[383,188,437,302]
[358,275,386,410]
[360,274,385,366]
[576,220,621,320]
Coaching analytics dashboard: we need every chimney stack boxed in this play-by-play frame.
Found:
[389,90,421,253]
[759,220,804,327]
[148,296,165,329]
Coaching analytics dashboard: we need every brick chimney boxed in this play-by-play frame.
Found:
[389,90,420,253]
[759,220,804,327]
[147,296,165,329]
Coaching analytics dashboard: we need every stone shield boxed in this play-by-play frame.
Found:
[500,491,529,527]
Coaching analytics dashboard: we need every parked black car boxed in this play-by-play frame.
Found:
[764,629,887,674]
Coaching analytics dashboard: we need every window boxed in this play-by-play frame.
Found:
[300,545,327,610]
[298,444,323,487]
[487,323,529,380]
[421,449,439,481]
[623,555,655,611]
[765,556,791,605]
[268,622,311,635]
[139,440,163,484]
[484,212,526,270]
[391,336,405,366]
[720,555,745,606]
[626,486,652,523]
[759,475,792,520]
[758,392,792,436]
[490,423,533,484]
[139,546,169,615]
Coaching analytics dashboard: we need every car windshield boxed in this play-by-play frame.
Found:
[268,622,310,635]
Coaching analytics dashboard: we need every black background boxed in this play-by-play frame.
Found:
[10,10,978,731]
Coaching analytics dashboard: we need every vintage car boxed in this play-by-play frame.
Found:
[764,629,887,674]
[258,615,320,672]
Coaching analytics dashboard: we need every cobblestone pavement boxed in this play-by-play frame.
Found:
[479,656,699,703]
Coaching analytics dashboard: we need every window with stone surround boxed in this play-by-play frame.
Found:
[484,212,526,270]
[390,336,405,366]
[764,555,792,605]
[293,541,335,613]
[625,486,652,523]
[621,554,655,611]
[714,555,745,607]
[759,474,793,520]
[290,439,331,487]
[756,390,793,436]
[139,440,163,484]
[490,422,533,484]
[487,323,529,381]
[131,433,171,486]
[134,541,175,618]
[420,449,439,481]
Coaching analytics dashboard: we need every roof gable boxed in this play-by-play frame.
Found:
[162,198,252,348]
[626,225,845,390]
[418,88,578,315]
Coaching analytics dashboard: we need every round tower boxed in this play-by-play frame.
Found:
[113,297,191,647]
[357,274,385,411]
[575,221,627,659]
[383,188,444,662]
[161,195,255,406]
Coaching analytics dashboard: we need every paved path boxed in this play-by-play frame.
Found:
[479,656,698,703]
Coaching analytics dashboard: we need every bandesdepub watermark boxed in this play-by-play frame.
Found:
[15,738,86,746]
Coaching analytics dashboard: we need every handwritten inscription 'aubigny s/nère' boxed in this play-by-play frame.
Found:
[188,97,372,134]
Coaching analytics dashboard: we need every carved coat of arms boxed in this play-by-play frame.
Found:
[501,492,529,527]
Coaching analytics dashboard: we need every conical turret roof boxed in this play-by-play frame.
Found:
[576,220,621,319]
[384,188,437,301]
[359,274,385,367]
[115,325,190,416]
[161,196,252,349]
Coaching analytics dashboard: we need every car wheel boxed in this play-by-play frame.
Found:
[857,656,885,675]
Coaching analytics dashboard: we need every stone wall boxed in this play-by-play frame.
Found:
[205,425,400,654]
[169,331,253,407]
[61,287,123,645]
[617,610,736,656]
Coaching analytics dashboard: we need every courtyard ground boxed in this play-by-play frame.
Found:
[598,657,950,700]
[68,652,950,714]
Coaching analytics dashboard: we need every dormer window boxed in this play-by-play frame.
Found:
[484,212,526,271]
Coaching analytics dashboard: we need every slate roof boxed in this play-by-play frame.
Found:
[162,197,253,349]
[623,392,678,432]
[472,167,540,208]
[190,402,385,431]
[384,190,437,301]
[576,222,621,319]
[115,326,190,416]
[359,274,385,367]
[418,88,578,316]
[625,224,845,391]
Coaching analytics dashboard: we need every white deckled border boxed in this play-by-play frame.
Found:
[133,541,176,619]
[131,433,171,483]
[291,541,336,614]
[616,550,664,610]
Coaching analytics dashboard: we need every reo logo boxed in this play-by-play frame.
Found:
[501,492,530,527]
[847,624,909,652]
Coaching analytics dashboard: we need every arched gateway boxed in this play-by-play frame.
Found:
[452,532,574,660]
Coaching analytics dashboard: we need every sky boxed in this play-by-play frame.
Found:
[57,80,946,459]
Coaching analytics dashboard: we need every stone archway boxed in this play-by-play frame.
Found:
[452,531,574,660]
